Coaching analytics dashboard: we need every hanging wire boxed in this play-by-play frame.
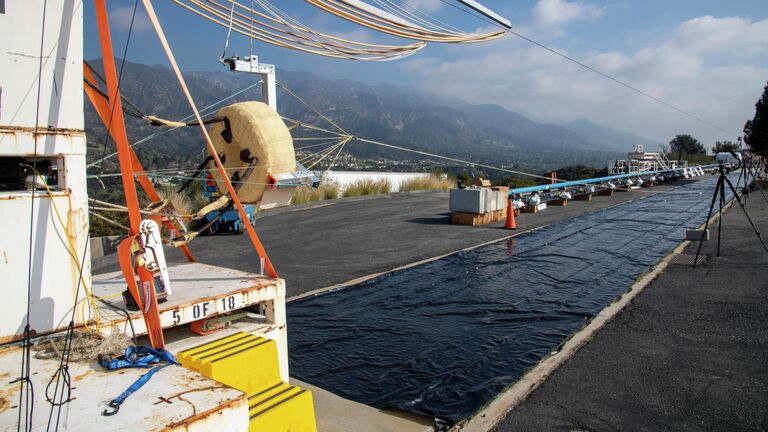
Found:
[170,0,425,60]
[16,1,48,429]
[45,2,142,430]
[276,81,348,134]
[374,0,465,34]
[435,0,735,137]
[305,0,504,43]
[219,1,235,62]
[87,79,263,169]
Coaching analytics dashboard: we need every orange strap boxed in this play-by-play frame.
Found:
[95,0,165,348]
[83,65,195,262]
[117,235,165,348]
[94,0,142,231]
[142,0,277,278]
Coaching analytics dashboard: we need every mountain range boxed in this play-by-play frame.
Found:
[84,59,661,177]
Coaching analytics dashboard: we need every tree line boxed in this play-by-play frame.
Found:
[668,81,768,160]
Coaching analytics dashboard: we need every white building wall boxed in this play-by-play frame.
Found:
[0,0,84,129]
[323,171,433,193]
[0,1,89,341]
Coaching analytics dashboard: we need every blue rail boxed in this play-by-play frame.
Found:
[509,165,718,196]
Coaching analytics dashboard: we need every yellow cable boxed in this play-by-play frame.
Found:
[26,167,103,332]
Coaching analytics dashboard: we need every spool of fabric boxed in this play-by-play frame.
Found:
[207,101,296,203]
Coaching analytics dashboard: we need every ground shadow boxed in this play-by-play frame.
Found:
[407,213,452,225]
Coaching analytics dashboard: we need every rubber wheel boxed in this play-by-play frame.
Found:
[236,223,244,234]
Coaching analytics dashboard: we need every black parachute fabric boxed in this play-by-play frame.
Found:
[288,175,735,424]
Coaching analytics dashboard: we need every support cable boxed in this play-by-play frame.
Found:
[142,0,279,277]
[87,80,264,169]
[16,2,48,430]
[436,0,735,137]
[46,2,141,430]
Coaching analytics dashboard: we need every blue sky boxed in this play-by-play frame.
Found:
[84,0,768,145]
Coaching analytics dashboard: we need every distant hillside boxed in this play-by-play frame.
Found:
[562,118,662,153]
[84,59,651,176]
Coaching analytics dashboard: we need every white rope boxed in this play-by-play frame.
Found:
[87,79,263,169]
[171,0,425,61]
[219,1,235,62]
[305,0,504,43]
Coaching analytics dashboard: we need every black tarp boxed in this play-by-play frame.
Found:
[288,176,734,425]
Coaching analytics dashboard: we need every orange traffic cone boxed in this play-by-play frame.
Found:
[504,199,517,229]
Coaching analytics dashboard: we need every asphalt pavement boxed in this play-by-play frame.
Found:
[494,186,768,431]
[94,183,684,298]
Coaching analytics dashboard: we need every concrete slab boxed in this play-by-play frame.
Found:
[290,378,434,432]
[491,193,768,431]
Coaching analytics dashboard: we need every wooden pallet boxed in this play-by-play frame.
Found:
[521,203,546,214]
[452,209,505,226]
[549,198,568,206]
[574,193,593,201]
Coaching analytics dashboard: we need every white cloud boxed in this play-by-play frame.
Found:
[675,15,768,56]
[400,15,768,145]
[532,0,604,27]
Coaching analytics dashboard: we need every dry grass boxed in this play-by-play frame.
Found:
[399,174,455,192]
[290,175,452,205]
[154,184,208,218]
[342,178,391,197]
[291,181,341,205]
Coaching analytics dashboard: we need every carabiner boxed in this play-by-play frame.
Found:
[102,400,122,416]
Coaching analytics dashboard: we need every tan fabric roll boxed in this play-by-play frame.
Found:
[207,101,296,203]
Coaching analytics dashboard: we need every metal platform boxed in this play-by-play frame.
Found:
[0,345,249,431]
[90,262,289,381]
[91,262,281,334]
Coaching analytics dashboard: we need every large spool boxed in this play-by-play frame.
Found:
[207,101,296,204]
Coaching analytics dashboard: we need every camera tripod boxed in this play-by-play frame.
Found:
[692,155,768,268]
[735,155,768,207]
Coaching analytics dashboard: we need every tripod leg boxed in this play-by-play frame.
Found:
[693,175,723,269]
[747,162,768,204]
[724,176,768,254]
[718,177,725,256]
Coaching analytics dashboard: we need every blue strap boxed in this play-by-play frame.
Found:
[101,346,178,416]
[100,346,179,370]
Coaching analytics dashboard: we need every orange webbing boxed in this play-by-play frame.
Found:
[83,65,195,262]
[142,0,277,278]
[94,0,142,231]
[118,235,165,348]
[95,0,165,348]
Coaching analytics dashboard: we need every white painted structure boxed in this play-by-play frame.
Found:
[323,171,433,193]
[224,55,277,111]
[609,144,687,175]
[0,0,91,341]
